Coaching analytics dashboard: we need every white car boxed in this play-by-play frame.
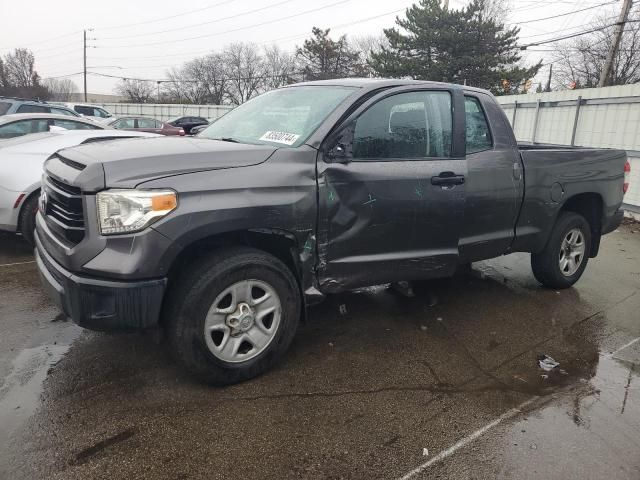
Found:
[0,129,160,244]
[56,103,113,120]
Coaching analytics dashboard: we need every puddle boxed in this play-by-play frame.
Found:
[0,325,81,471]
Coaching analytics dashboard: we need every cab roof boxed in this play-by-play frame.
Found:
[286,78,491,95]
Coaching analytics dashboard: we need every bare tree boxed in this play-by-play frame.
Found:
[552,5,640,88]
[351,33,389,76]
[480,0,511,24]
[42,78,78,101]
[165,53,228,104]
[0,48,49,98]
[262,45,298,90]
[224,43,265,105]
[115,79,155,103]
[4,48,37,87]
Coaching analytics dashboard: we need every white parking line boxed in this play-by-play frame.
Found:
[398,396,539,480]
[0,260,35,268]
[608,337,640,359]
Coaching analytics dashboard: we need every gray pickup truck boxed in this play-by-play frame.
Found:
[35,79,629,385]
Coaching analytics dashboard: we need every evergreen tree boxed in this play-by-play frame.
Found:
[369,0,540,94]
[296,27,366,80]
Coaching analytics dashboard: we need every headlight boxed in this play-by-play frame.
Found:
[96,189,177,235]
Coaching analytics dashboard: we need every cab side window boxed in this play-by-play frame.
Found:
[464,96,493,154]
[352,91,452,160]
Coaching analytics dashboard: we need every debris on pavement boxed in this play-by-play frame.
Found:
[420,325,428,331]
[537,354,560,371]
[422,448,429,456]
[339,304,347,315]
[390,281,415,298]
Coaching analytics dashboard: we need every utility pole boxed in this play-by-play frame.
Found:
[545,64,553,92]
[598,0,633,87]
[83,30,87,102]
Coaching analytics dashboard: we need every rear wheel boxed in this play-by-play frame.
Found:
[531,212,591,289]
[166,247,301,385]
[18,193,39,247]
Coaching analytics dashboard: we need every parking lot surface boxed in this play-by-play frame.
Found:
[1,223,639,479]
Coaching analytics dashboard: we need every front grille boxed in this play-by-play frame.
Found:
[43,175,85,245]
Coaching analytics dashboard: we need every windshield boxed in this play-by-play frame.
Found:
[199,86,356,147]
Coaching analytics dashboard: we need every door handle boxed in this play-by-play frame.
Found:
[431,172,465,186]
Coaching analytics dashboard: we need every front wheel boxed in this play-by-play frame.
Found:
[531,212,592,289]
[19,193,39,247]
[166,247,301,385]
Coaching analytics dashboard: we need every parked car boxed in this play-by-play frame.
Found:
[0,96,80,116]
[60,103,113,119]
[35,79,629,385]
[0,129,160,245]
[0,113,106,139]
[107,116,185,136]
[167,116,209,134]
[189,123,209,136]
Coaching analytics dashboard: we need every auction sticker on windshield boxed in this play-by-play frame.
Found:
[259,131,300,145]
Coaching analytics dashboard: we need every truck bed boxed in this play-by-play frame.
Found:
[512,143,627,254]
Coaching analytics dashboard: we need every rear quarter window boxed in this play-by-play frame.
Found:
[0,102,11,115]
[464,96,493,154]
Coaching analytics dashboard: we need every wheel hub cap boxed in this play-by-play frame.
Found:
[203,279,282,363]
[559,228,585,277]
[227,303,255,333]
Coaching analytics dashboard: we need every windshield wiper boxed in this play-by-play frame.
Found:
[215,137,241,143]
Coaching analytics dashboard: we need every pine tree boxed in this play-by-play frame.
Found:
[369,0,540,94]
[296,27,367,80]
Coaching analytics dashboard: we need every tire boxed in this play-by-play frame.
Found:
[531,211,592,289]
[165,246,301,385]
[18,193,39,247]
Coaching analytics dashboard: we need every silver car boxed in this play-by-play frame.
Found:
[0,113,106,139]
[0,129,160,244]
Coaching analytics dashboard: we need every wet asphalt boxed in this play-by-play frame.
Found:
[0,223,639,480]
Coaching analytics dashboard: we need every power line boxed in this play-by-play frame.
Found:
[97,0,353,49]
[519,14,618,40]
[76,6,408,73]
[95,0,236,31]
[519,20,640,48]
[99,0,297,40]
[512,1,616,25]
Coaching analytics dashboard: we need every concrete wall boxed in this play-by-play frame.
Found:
[496,85,640,209]
[89,102,234,122]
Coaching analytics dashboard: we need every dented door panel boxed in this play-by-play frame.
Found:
[317,158,466,292]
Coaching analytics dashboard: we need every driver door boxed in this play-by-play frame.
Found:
[316,87,467,292]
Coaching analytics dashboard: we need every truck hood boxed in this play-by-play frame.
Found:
[56,136,278,188]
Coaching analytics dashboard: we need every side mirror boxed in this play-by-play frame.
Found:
[326,124,354,163]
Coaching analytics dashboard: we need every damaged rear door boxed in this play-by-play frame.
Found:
[316,86,467,292]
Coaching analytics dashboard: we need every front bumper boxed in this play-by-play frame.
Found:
[35,233,167,331]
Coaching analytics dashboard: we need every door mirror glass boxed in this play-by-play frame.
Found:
[326,124,354,163]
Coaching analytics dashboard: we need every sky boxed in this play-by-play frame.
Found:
[0,0,624,96]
